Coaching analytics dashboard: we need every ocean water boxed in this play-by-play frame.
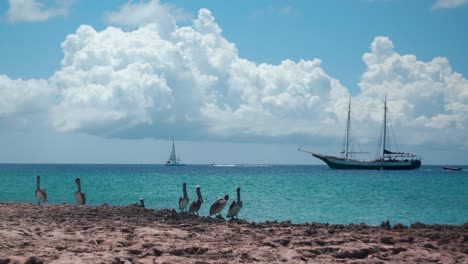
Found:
[0,164,466,226]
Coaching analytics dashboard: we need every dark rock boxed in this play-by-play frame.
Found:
[399,236,414,243]
[392,247,407,254]
[127,249,142,255]
[305,229,317,236]
[315,239,327,246]
[380,236,395,245]
[111,257,124,264]
[0,258,11,264]
[429,233,441,241]
[55,246,67,251]
[335,248,372,259]
[151,248,163,256]
[184,246,208,255]
[169,248,184,256]
[410,222,427,229]
[424,243,436,249]
[120,227,131,233]
[24,256,43,264]
[279,239,290,246]
[393,223,407,230]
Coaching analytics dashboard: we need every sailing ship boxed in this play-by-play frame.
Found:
[299,97,421,170]
[165,137,184,166]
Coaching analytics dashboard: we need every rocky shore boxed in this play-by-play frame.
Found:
[0,203,466,263]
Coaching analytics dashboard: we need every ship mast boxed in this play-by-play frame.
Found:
[382,96,387,159]
[344,97,351,159]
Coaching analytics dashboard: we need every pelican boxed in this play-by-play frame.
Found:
[227,187,243,219]
[179,182,189,212]
[35,175,47,205]
[74,177,86,205]
[209,194,229,218]
[189,185,203,215]
[130,198,145,208]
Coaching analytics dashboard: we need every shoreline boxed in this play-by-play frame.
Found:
[0,203,466,263]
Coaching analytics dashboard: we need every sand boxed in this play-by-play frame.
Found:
[0,203,466,263]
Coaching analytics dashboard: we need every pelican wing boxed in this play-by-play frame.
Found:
[35,189,47,202]
[227,200,237,217]
[179,196,188,210]
[209,199,226,215]
[189,200,200,213]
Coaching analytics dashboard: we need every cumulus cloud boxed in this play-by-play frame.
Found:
[45,8,349,140]
[1,4,467,149]
[104,0,190,34]
[432,0,468,9]
[6,0,72,23]
[356,36,468,147]
[0,75,55,128]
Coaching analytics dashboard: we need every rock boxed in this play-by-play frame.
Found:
[279,239,290,246]
[169,248,184,256]
[127,249,142,255]
[335,248,372,259]
[392,247,407,254]
[184,246,208,255]
[111,257,124,264]
[424,243,436,249]
[0,258,11,264]
[399,236,414,243]
[24,256,43,264]
[150,248,163,256]
[380,236,395,245]
[393,223,407,230]
[410,222,427,229]
[55,246,67,251]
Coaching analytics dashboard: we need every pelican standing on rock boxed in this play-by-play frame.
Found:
[35,175,47,205]
[227,187,243,219]
[74,177,86,205]
[209,194,229,219]
[189,185,203,215]
[179,182,189,212]
[131,198,145,208]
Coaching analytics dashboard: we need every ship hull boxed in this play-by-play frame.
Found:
[313,153,421,170]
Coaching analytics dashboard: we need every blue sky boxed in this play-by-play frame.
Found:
[0,0,467,164]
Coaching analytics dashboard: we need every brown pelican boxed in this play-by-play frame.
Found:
[179,182,189,212]
[209,194,229,218]
[35,175,47,205]
[189,185,203,215]
[227,187,243,219]
[74,177,86,205]
[130,198,145,208]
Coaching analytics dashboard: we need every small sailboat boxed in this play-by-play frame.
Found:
[165,137,184,166]
[300,96,421,170]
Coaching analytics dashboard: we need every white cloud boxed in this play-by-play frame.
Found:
[0,75,56,128]
[104,0,191,35]
[432,0,468,9]
[356,36,468,147]
[1,5,467,150]
[6,0,72,23]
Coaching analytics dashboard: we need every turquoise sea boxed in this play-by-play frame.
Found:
[0,164,466,225]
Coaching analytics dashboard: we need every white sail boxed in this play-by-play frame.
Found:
[165,137,183,166]
[169,138,176,162]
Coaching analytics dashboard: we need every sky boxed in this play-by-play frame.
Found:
[0,0,467,165]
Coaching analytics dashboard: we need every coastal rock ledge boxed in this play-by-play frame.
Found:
[0,203,466,263]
